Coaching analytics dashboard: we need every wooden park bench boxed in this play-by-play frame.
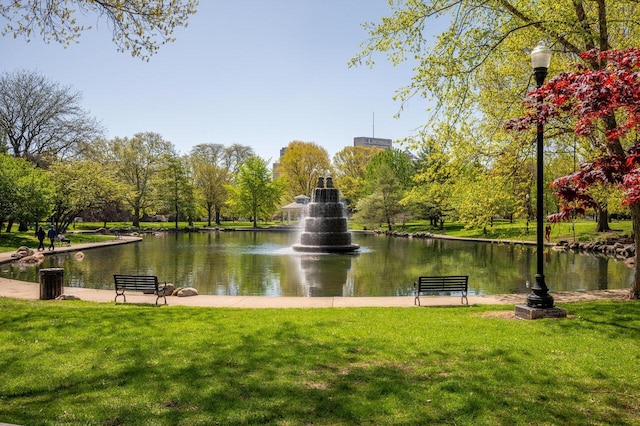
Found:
[413,275,469,306]
[113,274,167,305]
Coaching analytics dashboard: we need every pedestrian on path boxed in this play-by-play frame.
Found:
[47,227,57,251]
[36,226,46,251]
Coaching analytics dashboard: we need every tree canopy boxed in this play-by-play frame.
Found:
[333,145,382,208]
[0,69,102,166]
[352,0,640,132]
[155,153,195,229]
[95,132,175,227]
[508,47,640,298]
[351,1,640,219]
[0,0,198,60]
[189,143,254,226]
[226,156,285,228]
[0,153,51,231]
[278,141,332,198]
[352,1,640,298]
[48,159,120,232]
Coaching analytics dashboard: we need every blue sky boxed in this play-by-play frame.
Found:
[1,1,442,162]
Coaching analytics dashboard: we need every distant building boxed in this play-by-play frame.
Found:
[403,149,418,161]
[281,194,310,224]
[272,147,287,178]
[353,137,392,150]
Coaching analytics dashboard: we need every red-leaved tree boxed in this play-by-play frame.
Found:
[507,48,640,299]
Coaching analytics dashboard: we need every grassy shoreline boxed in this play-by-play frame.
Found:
[1,219,633,254]
[0,298,638,425]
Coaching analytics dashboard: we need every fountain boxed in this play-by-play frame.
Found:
[293,176,360,253]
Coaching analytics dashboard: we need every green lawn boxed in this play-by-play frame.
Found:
[71,220,282,231]
[0,221,283,253]
[1,219,633,254]
[0,231,115,254]
[0,299,638,425]
[367,219,634,244]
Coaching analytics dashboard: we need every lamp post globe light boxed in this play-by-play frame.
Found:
[526,41,555,310]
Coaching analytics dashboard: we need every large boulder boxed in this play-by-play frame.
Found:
[176,287,199,297]
[163,283,176,295]
[11,246,34,259]
[18,252,44,265]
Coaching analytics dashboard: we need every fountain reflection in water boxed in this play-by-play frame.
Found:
[293,176,360,253]
[297,255,354,296]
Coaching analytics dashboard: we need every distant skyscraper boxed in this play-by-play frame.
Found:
[353,137,392,150]
[272,147,288,178]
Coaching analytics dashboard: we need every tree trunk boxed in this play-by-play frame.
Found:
[5,220,13,232]
[133,207,140,228]
[595,206,611,232]
[207,204,213,227]
[18,220,28,232]
[215,206,221,225]
[174,202,179,230]
[628,204,640,299]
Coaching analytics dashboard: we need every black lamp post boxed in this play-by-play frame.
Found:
[527,41,555,309]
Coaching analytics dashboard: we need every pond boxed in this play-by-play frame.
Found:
[0,231,633,297]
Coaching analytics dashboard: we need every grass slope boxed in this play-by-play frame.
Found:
[0,299,638,425]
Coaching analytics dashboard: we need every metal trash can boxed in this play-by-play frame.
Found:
[39,268,64,300]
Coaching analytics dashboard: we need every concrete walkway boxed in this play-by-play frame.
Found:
[0,236,630,308]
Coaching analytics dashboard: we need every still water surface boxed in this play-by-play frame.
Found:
[0,231,633,296]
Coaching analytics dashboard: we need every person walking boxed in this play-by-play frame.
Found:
[36,226,46,251]
[545,224,551,243]
[47,226,57,251]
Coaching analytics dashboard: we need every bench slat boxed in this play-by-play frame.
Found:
[414,275,468,306]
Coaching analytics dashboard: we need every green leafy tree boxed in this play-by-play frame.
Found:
[507,48,640,298]
[332,146,382,208]
[355,149,415,230]
[155,153,196,229]
[190,143,254,226]
[190,144,228,227]
[453,171,517,233]
[404,137,458,229]
[351,0,640,234]
[0,0,198,60]
[48,160,120,233]
[351,0,640,129]
[226,156,285,228]
[0,153,52,232]
[278,141,333,198]
[95,132,175,227]
[355,163,406,231]
[365,148,415,193]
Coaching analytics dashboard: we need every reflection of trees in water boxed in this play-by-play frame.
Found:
[349,235,631,295]
[0,232,633,295]
[549,249,634,291]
